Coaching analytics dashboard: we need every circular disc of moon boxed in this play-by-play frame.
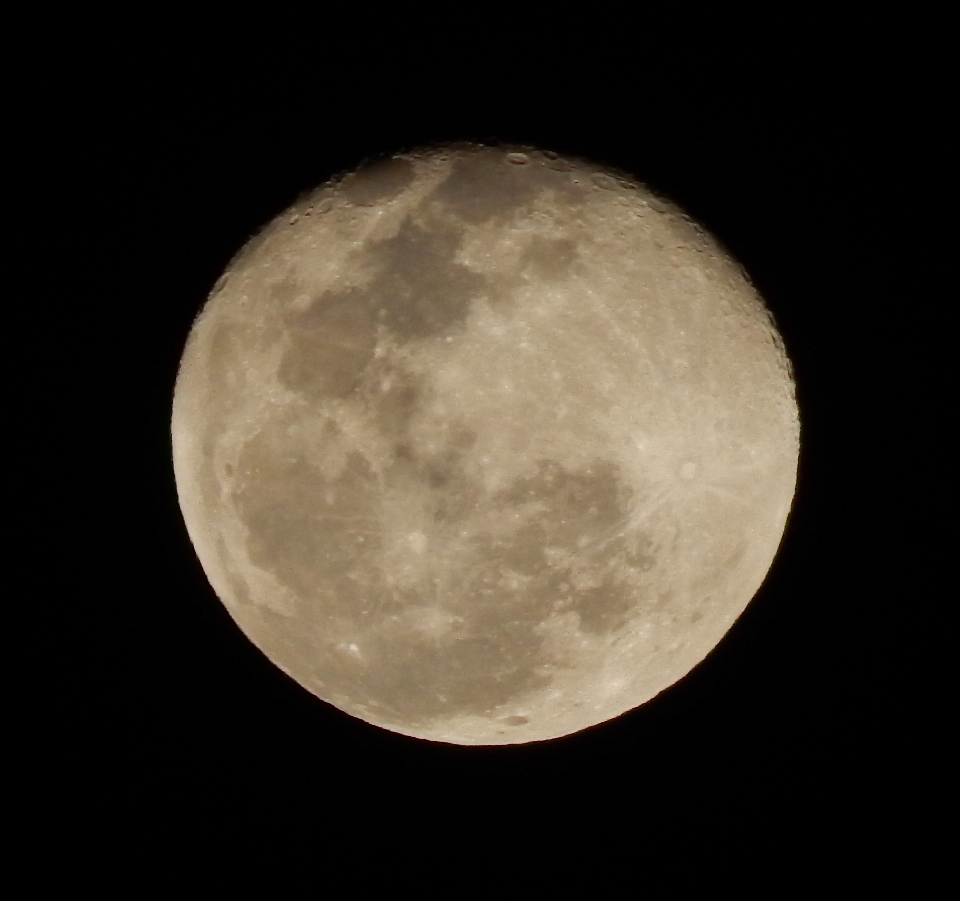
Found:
[172,144,799,745]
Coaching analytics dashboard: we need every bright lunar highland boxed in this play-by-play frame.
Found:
[172,145,799,744]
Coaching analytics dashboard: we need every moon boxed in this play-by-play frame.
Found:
[172,144,799,745]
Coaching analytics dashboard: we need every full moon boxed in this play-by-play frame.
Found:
[172,144,799,744]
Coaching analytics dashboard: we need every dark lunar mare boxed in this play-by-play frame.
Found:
[278,145,594,401]
[234,406,652,726]
[234,148,666,727]
[339,157,416,207]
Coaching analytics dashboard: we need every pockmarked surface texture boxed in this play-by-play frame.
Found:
[172,145,799,744]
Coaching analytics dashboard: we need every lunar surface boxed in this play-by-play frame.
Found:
[172,144,799,744]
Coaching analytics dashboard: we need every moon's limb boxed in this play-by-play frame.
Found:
[172,145,799,744]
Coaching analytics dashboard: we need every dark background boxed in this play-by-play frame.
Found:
[85,67,901,837]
